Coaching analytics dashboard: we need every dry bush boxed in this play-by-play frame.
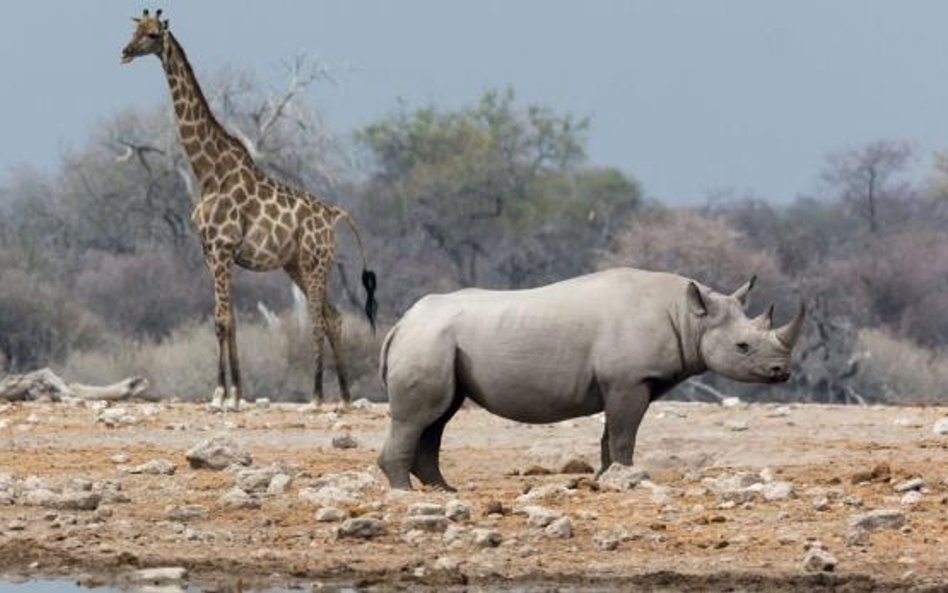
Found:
[0,269,104,371]
[854,329,948,405]
[600,209,793,313]
[58,312,385,402]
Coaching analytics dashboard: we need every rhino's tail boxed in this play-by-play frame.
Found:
[379,321,401,388]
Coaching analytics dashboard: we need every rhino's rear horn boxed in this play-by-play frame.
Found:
[752,303,775,330]
[775,302,806,348]
[730,275,757,307]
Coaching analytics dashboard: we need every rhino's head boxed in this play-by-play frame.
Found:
[686,276,805,383]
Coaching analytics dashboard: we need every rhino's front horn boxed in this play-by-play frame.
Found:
[752,303,775,330]
[775,303,806,348]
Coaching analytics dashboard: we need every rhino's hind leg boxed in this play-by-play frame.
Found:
[379,420,424,490]
[411,391,465,491]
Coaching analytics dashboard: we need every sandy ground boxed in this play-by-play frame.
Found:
[0,398,946,592]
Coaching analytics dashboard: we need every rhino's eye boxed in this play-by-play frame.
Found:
[736,342,750,354]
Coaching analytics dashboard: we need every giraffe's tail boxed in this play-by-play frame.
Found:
[334,208,378,332]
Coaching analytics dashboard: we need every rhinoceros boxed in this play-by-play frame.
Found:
[377,267,805,490]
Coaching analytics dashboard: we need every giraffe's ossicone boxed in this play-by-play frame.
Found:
[121,9,378,411]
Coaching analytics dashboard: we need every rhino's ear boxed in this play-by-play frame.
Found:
[730,275,757,308]
[686,282,708,317]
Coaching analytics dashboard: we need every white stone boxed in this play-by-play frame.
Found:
[802,547,837,573]
[407,502,444,516]
[762,481,795,502]
[267,473,292,495]
[445,499,471,522]
[331,433,358,449]
[900,491,922,507]
[932,417,948,436]
[403,514,449,533]
[218,487,259,509]
[517,483,573,502]
[598,464,650,491]
[518,505,561,528]
[850,509,906,532]
[472,528,502,548]
[122,459,176,475]
[336,517,387,539]
[894,478,924,493]
[545,516,573,539]
[185,436,251,470]
[315,507,346,522]
[721,396,743,408]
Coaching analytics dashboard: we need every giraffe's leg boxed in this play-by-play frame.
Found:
[322,300,351,407]
[300,266,330,406]
[225,301,242,412]
[206,255,235,413]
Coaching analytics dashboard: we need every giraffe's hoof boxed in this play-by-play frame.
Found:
[208,386,225,413]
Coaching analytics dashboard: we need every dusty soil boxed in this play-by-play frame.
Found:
[0,399,947,592]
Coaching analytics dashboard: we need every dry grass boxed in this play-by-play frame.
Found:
[855,328,948,405]
[58,312,386,402]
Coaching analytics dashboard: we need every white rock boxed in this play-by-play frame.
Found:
[802,547,837,573]
[123,459,176,475]
[185,436,251,470]
[721,396,743,408]
[298,486,357,507]
[218,487,259,509]
[336,517,387,539]
[267,473,292,495]
[403,514,449,533]
[331,433,358,449]
[893,417,923,428]
[254,398,270,409]
[812,496,830,511]
[519,505,561,528]
[932,418,948,436]
[445,499,471,522]
[235,466,285,493]
[309,471,377,493]
[544,516,573,539]
[164,505,208,522]
[348,398,371,410]
[726,420,749,432]
[894,478,924,492]
[517,483,573,502]
[109,453,131,465]
[762,481,795,502]
[850,509,906,532]
[433,556,460,572]
[598,464,650,491]
[407,502,444,516]
[315,507,346,522]
[900,491,922,507]
[472,528,502,548]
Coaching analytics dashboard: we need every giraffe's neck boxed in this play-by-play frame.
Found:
[160,33,252,192]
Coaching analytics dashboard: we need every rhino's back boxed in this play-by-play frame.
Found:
[390,268,685,423]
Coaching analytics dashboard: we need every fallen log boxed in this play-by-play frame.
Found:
[0,368,152,402]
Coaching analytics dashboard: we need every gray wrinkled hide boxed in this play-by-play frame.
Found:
[378,267,802,490]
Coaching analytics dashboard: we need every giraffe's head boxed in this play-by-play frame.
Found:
[121,9,170,64]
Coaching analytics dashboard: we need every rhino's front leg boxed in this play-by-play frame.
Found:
[600,382,651,469]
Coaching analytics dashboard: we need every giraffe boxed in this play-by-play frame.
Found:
[121,9,377,411]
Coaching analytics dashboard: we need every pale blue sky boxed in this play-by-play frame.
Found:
[3,1,948,202]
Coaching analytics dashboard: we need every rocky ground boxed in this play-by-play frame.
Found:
[0,398,946,592]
